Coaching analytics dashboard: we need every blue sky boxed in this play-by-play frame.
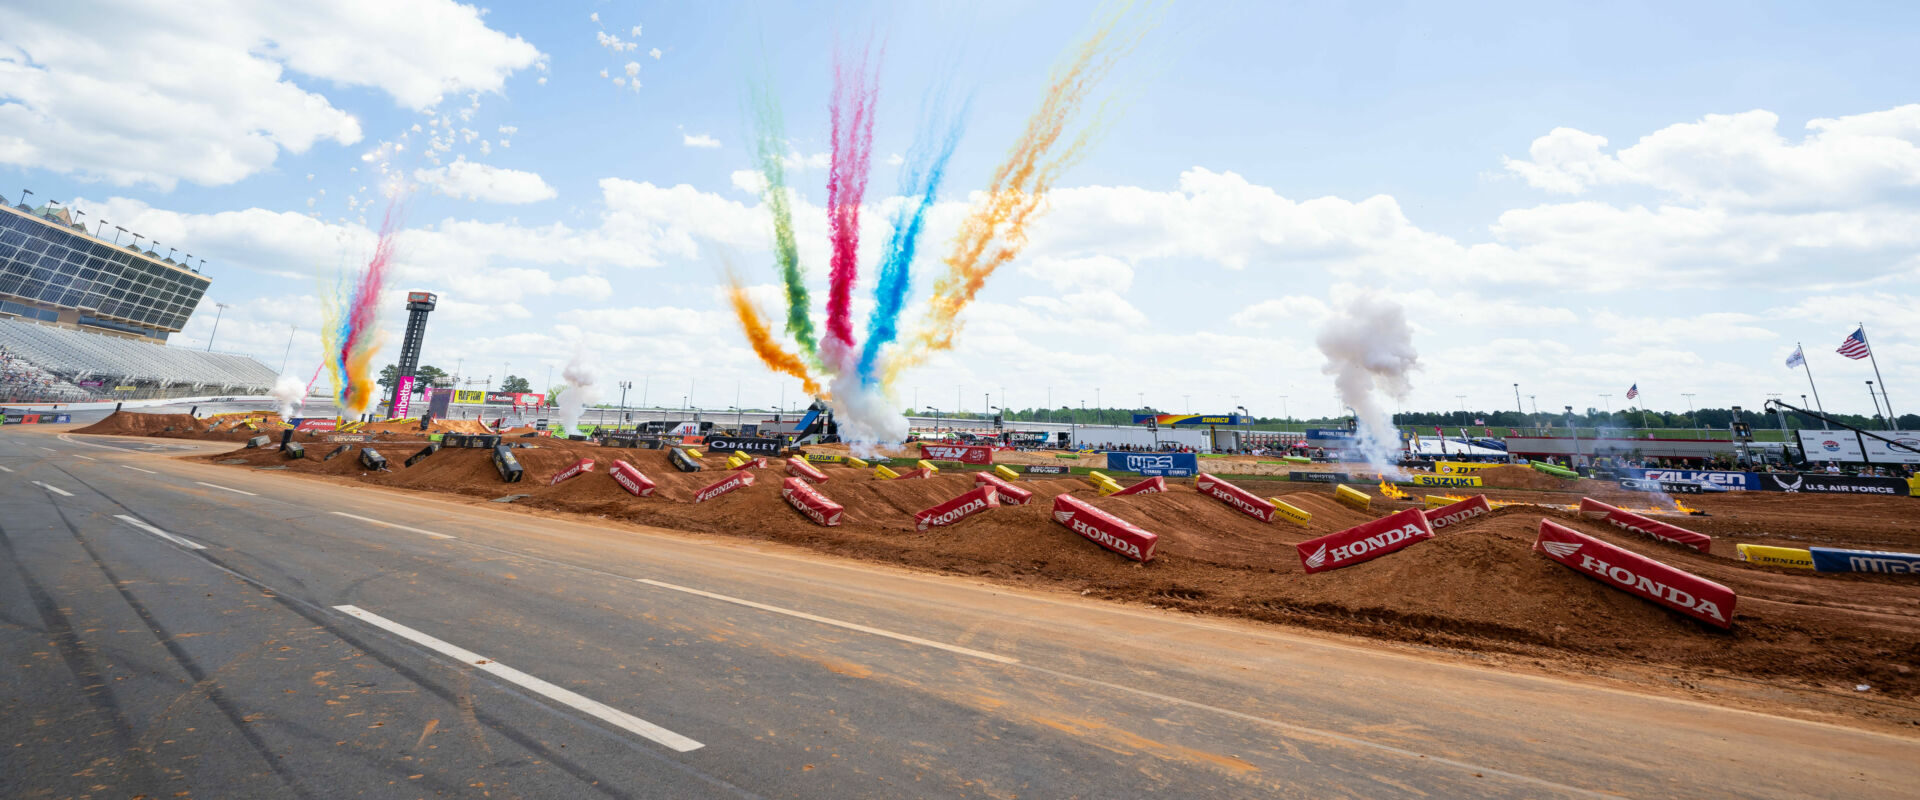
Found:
[4,0,1918,420]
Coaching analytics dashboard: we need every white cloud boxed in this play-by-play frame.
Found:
[413,158,557,204]
[1019,255,1133,293]
[682,132,721,149]
[0,0,540,189]
[650,48,662,60]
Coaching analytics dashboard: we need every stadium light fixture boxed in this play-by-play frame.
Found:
[112,225,126,244]
[206,302,231,352]
[97,218,109,236]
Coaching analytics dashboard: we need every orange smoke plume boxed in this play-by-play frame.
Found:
[727,276,824,397]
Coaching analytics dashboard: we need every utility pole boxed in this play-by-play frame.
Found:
[279,325,296,372]
[205,303,230,352]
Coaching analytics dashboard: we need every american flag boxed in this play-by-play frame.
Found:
[1838,326,1872,360]
[1625,383,1638,400]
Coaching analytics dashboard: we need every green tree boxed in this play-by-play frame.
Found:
[376,363,399,391]
[501,375,532,393]
[416,364,449,386]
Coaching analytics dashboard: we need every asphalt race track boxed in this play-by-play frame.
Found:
[4,426,1916,799]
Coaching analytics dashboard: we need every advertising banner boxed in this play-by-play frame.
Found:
[1105,451,1198,477]
[705,436,783,456]
[1297,507,1434,574]
[1,414,21,425]
[1287,471,1347,483]
[1195,473,1277,522]
[1132,413,1244,426]
[22,413,42,424]
[1113,476,1167,496]
[484,392,517,404]
[392,375,415,419]
[453,389,486,404]
[514,393,546,406]
[973,472,1033,505]
[1754,473,1910,495]
[1051,494,1158,562]
[782,477,844,526]
[920,443,994,464]
[1735,544,1814,570]
[914,486,1000,530]
[610,460,655,497]
[694,471,754,503]
[1409,474,1482,488]
[1796,429,1920,465]
[78,379,105,387]
[1025,464,1071,475]
[1619,478,1707,494]
[1808,547,1920,574]
[1595,505,1713,554]
[1426,495,1491,530]
[549,457,596,485]
[1620,468,1760,491]
[1533,520,1736,628]
[786,458,829,482]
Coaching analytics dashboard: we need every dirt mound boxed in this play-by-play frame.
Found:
[77,411,212,436]
[1476,465,1573,490]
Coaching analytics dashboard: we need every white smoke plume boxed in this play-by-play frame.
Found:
[1316,294,1420,477]
[271,374,307,420]
[827,371,908,458]
[557,355,598,435]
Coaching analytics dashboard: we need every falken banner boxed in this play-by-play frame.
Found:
[1796,429,1920,465]
[1105,451,1199,477]
[1619,468,1760,491]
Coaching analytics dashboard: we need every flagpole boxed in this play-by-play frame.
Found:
[1798,342,1826,415]
[1862,324,1895,421]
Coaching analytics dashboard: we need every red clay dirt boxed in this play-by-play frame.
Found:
[91,412,1920,718]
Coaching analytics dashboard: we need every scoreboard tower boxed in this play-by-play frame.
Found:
[388,291,437,417]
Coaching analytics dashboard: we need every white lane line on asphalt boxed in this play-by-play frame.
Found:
[195,481,257,497]
[332,605,703,752]
[0,465,12,473]
[38,446,57,453]
[331,512,456,540]
[115,514,206,550]
[122,465,158,474]
[73,454,96,461]
[31,481,74,497]
[635,577,1019,665]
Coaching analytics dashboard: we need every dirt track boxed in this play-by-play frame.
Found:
[81,413,1920,717]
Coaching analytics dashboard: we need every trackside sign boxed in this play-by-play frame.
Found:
[610,460,655,496]
[1410,474,1482,488]
[1808,547,1920,574]
[1577,498,1711,554]
[1426,495,1490,531]
[1105,451,1198,477]
[786,458,829,482]
[694,471,754,503]
[550,457,596,486]
[915,486,1000,531]
[782,477,844,526]
[973,472,1033,505]
[1113,476,1167,496]
[1534,520,1735,629]
[920,443,994,465]
[1297,507,1434,574]
[1196,473,1276,522]
[1052,494,1158,562]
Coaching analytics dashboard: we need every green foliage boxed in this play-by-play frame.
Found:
[500,375,532,393]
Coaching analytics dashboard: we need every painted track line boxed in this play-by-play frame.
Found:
[32,481,74,497]
[332,605,702,752]
[196,481,258,497]
[38,446,57,453]
[331,512,455,540]
[635,577,1020,665]
[115,514,206,550]
[122,465,158,474]
[73,454,96,461]
[0,464,12,473]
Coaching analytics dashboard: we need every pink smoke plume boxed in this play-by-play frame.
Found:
[822,42,881,367]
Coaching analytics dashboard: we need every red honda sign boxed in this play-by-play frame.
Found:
[1052,495,1158,562]
[1113,476,1167,496]
[294,418,338,432]
[1297,507,1434,574]
[610,460,655,497]
[694,471,755,503]
[919,443,993,464]
[782,477,844,526]
[1534,520,1735,628]
[730,457,769,470]
[893,468,934,479]
[549,458,596,486]
[786,458,828,483]
[1578,497,1710,553]
[1427,494,1491,531]
[972,472,1032,505]
[1195,473,1276,522]
[914,486,1000,531]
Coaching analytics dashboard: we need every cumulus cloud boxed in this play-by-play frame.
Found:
[682,132,721,149]
[0,0,541,189]
[413,158,556,204]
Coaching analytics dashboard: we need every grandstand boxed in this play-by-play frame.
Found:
[1,316,277,402]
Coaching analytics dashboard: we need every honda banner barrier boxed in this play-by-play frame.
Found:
[550,458,596,486]
[782,477,844,526]
[730,456,769,470]
[1297,507,1434,574]
[973,472,1033,505]
[1578,497,1711,553]
[610,460,656,497]
[1533,520,1736,629]
[1112,476,1167,496]
[787,458,829,483]
[1195,473,1277,522]
[1809,547,1920,574]
[1426,495,1491,531]
[1052,494,1159,562]
[694,471,755,503]
[914,486,1000,531]
[920,443,994,465]
[293,418,338,432]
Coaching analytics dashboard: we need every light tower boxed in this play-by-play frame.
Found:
[388,291,437,417]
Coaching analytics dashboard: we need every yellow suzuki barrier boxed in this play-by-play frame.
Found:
[873,464,899,479]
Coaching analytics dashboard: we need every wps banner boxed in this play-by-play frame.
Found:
[920,443,993,464]
[1106,451,1198,477]
[1797,429,1920,465]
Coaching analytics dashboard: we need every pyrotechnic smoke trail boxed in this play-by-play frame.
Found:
[324,201,402,416]
[857,92,968,385]
[822,42,881,368]
[748,81,820,364]
[726,274,824,397]
[885,5,1145,384]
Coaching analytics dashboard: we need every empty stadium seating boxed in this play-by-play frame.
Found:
[0,317,276,398]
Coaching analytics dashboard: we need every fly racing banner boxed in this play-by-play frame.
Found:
[703,436,783,456]
[1796,430,1920,465]
[1620,468,1761,491]
[1754,473,1910,495]
[1105,451,1198,477]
